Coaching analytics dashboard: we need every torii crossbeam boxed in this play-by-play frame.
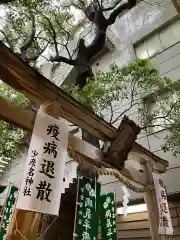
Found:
[0,42,168,171]
[0,41,168,240]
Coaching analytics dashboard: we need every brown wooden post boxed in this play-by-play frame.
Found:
[8,210,40,239]
[143,160,166,240]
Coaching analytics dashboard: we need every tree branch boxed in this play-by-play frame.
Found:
[37,10,59,56]
[142,101,180,130]
[53,13,72,60]
[60,44,73,60]
[142,123,171,131]
[62,0,87,11]
[39,55,50,62]
[112,102,139,124]
[112,80,138,124]
[108,0,137,25]
[62,3,84,11]
[28,42,49,62]
[0,0,14,4]
[0,29,14,50]
[50,55,76,66]
[53,13,71,43]
[94,0,101,9]
[102,0,122,11]
[35,30,45,39]
[20,11,36,59]
[109,102,114,123]
[34,36,53,45]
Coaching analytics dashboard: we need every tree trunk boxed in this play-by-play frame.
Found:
[172,0,180,15]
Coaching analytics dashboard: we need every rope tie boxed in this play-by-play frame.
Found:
[98,167,154,193]
[68,147,154,193]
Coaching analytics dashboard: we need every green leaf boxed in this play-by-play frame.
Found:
[0,83,29,162]
[63,59,180,156]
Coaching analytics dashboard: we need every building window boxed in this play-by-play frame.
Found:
[135,18,180,59]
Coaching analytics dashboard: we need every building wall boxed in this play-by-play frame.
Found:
[108,201,180,239]
[0,151,27,205]
[152,41,180,81]
[97,1,180,202]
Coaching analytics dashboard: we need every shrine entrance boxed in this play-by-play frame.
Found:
[0,41,171,240]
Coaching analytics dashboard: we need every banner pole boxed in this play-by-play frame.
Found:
[73,175,80,240]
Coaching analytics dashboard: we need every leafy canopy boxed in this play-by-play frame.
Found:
[0,0,85,65]
[0,0,137,66]
[63,59,180,155]
[0,83,28,162]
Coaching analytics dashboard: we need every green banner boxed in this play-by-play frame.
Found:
[0,185,18,240]
[100,193,117,240]
[74,177,101,240]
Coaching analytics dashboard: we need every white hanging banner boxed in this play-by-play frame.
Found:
[152,173,173,235]
[16,110,69,215]
[121,185,130,216]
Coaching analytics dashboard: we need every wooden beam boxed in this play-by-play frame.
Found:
[0,42,114,141]
[130,144,169,172]
[105,116,141,169]
[0,97,147,186]
[0,42,168,169]
[0,97,35,131]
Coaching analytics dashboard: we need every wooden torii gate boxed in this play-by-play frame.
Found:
[0,42,169,240]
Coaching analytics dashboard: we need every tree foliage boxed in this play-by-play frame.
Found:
[0,0,85,66]
[0,0,137,78]
[63,59,180,155]
[0,83,28,162]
